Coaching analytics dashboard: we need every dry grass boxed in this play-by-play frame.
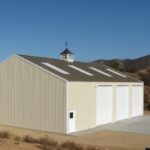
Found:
[0,138,38,150]
[0,129,110,150]
[15,135,22,141]
[0,130,10,138]
[87,145,105,150]
[79,130,150,150]
[23,135,38,143]
[22,134,58,149]
[36,144,53,150]
[61,141,83,150]
[0,124,150,150]
[144,111,150,115]
[60,141,107,150]
[38,136,57,146]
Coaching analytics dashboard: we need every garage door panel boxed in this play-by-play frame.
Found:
[96,86,112,125]
[131,86,143,117]
[116,86,129,121]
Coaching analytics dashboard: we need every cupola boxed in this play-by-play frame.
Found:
[60,44,74,62]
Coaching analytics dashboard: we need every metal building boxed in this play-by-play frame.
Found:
[0,49,143,133]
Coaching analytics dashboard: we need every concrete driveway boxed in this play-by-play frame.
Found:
[75,115,150,135]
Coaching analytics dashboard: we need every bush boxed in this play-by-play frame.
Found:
[38,136,57,146]
[38,145,52,150]
[15,136,21,141]
[147,103,150,111]
[61,141,83,150]
[0,130,10,138]
[111,61,120,70]
[87,145,105,150]
[140,77,150,86]
[23,135,38,143]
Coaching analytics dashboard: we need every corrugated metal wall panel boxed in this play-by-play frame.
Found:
[0,56,67,133]
[68,82,143,132]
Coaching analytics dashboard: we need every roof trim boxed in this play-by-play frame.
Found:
[1,54,142,83]
[0,54,16,65]
[68,81,144,85]
[15,55,68,82]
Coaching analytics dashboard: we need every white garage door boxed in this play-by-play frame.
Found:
[116,86,129,121]
[96,85,112,125]
[131,85,143,117]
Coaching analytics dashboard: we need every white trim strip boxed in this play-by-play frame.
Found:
[89,67,112,77]
[68,65,93,76]
[42,62,70,75]
[66,82,69,134]
[106,68,127,78]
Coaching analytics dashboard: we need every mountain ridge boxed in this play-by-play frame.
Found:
[93,55,150,72]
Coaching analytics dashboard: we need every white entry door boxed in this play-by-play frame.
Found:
[69,111,75,133]
[131,85,143,117]
[116,86,129,121]
[96,85,113,125]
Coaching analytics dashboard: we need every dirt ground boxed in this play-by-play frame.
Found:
[144,111,150,115]
[78,130,150,150]
[0,124,150,150]
[0,112,149,150]
[0,138,38,150]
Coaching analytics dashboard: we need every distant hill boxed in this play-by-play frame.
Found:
[93,55,150,72]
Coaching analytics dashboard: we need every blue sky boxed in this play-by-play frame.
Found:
[0,0,150,62]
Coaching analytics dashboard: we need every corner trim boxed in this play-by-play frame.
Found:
[66,82,69,133]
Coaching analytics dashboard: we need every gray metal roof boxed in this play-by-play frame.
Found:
[17,54,141,82]
[60,48,74,55]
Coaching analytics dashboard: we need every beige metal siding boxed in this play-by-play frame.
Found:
[0,56,67,133]
[67,82,143,132]
[67,82,96,132]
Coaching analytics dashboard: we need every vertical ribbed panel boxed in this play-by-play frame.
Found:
[0,56,67,133]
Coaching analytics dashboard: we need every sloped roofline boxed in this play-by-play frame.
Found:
[60,48,74,55]
[0,54,68,82]
[0,54,143,83]
[102,64,143,83]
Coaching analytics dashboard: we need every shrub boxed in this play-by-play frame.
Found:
[140,77,150,86]
[38,136,57,146]
[61,141,83,150]
[87,145,106,150]
[15,136,21,141]
[111,61,120,70]
[23,135,38,143]
[0,130,10,138]
[147,103,150,111]
[14,141,20,145]
[36,145,52,150]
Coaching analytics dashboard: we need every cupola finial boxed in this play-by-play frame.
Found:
[65,42,68,48]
